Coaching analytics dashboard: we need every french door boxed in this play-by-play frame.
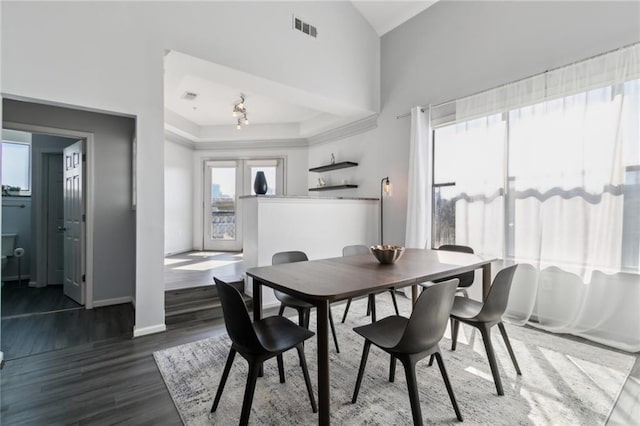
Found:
[204,158,284,251]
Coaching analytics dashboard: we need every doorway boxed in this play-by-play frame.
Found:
[1,125,91,313]
[1,129,85,311]
[203,158,284,251]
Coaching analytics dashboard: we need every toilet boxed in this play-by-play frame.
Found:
[2,233,17,271]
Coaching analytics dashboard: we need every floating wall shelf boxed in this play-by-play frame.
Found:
[309,161,358,173]
[309,184,358,192]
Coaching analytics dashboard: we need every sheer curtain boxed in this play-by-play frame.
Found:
[405,106,431,250]
[439,43,640,352]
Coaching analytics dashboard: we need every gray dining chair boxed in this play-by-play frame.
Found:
[424,244,475,297]
[341,245,399,323]
[273,251,340,353]
[449,264,521,395]
[211,278,317,425]
[351,278,462,425]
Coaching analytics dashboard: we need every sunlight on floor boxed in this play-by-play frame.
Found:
[463,366,494,383]
[187,251,225,257]
[174,259,242,271]
[164,258,188,266]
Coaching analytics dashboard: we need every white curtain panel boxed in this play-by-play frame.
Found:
[450,44,640,352]
[405,106,431,249]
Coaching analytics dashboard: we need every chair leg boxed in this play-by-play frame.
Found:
[278,304,285,317]
[341,298,352,323]
[456,288,469,298]
[401,356,424,426]
[389,355,396,382]
[303,308,311,329]
[498,322,522,375]
[370,294,377,323]
[366,295,372,316]
[277,354,285,383]
[239,361,260,425]
[389,289,399,315]
[479,324,504,396]
[328,307,340,353]
[297,308,306,328]
[296,344,318,413]
[428,354,435,367]
[434,352,463,421]
[451,318,460,351]
[211,348,236,413]
[352,341,371,403]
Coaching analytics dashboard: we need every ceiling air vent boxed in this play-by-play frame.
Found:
[293,15,317,38]
[182,91,198,101]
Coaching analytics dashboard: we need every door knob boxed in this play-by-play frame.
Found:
[57,226,67,231]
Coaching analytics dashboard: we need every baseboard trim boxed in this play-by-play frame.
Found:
[93,296,134,308]
[133,323,167,337]
[164,249,193,256]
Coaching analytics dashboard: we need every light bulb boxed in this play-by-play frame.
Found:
[236,123,241,130]
[384,179,392,196]
[237,102,244,109]
[232,111,237,117]
[244,118,249,125]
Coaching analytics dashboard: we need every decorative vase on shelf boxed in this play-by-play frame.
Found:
[254,171,268,195]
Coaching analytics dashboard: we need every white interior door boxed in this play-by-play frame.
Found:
[46,153,64,285]
[204,160,243,251]
[63,141,84,304]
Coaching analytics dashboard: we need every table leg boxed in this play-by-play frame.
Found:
[252,277,264,376]
[252,276,262,321]
[316,300,330,425]
[482,263,492,301]
[411,284,418,305]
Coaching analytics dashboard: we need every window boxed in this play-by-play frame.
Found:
[2,141,31,193]
[432,77,640,274]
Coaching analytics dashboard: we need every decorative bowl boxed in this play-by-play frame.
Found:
[370,245,405,264]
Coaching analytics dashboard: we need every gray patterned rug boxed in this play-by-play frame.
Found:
[154,295,634,425]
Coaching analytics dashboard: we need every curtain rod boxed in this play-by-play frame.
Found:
[396,41,639,120]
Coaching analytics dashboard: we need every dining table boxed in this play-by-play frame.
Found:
[246,248,496,425]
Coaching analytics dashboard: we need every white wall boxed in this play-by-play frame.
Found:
[243,196,379,307]
[192,144,308,249]
[309,0,640,246]
[1,1,379,336]
[164,140,193,255]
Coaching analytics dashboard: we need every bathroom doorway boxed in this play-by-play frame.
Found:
[1,128,83,317]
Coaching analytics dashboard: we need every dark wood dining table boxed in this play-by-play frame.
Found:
[247,248,495,425]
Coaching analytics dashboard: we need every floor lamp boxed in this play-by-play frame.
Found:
[380,177,391,245]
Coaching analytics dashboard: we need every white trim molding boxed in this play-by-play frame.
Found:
[133,323,167,337]
[307,114,378,146]
[93,296,134,308]
[165,129,308,151]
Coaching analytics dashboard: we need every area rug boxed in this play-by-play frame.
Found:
[154,295,634,425]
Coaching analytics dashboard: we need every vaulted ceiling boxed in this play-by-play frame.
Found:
[164,2,438,145]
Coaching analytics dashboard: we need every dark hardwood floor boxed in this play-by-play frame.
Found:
[0,308,637,425]
[0,309,283,425]
[1,284,81,318]
[1,303,134,361]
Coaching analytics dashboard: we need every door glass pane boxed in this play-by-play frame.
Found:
[250,166,276,195]
[210,167,236,240]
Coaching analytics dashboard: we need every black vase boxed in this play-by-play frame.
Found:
[253,171,268,195]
